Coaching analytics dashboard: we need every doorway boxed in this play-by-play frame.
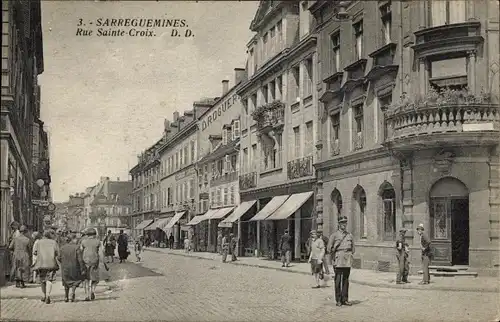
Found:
[429,177,469,266]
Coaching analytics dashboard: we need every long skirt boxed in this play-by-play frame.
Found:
[105,245,115,257]
[118,247,128,260]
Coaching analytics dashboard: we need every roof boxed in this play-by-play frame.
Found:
[198,138,239,164]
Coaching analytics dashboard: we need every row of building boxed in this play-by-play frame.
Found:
[0,0,53,285]
[53,176,133,239]
[130,0,499,276]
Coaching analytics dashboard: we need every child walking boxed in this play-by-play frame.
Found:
[134,239,142,262]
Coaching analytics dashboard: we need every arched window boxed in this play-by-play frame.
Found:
[379,182,396,241]
[353,185,367,239]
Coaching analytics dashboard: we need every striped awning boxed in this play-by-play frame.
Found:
[164,211,186,230]
[218,201,256,228]
[210,207,234,220]
[144,217,171,231]
[134,219,153,230]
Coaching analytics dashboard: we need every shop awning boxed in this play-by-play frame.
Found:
[248,195,290,221]
[164,211,186,230]
[265,191,314,221]
[210,207,234,220]
[185,209,219,226]
[145,217,171,231]
[134,219,154,230]
[219,201,256,228]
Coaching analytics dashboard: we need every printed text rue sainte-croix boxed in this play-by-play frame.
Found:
[75,18,194,38]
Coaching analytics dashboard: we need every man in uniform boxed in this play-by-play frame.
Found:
[395,228,410,284]
[416,223,431,285]
[327,216,354,307]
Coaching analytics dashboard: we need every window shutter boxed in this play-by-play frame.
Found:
[233,120,240,139]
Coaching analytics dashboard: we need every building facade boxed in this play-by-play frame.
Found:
[82,176,132,237]
[66,193,84,232]
[311,0,499,275]
[129,142,162,240]
[190,74,244,253]
[0,0,49,285]
[237,0,319,261]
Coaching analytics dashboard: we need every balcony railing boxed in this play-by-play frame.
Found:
[331,139,340,156]
[287,155,314,180]
[385,89,499,144]
[211,171,238,186]
[239,172,257,190]
[261,149,283,172]
[252,101,285,133]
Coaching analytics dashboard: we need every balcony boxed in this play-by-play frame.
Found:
[384,89,499,150]
[252,100,285,134]
[287,155,314,180]
[211,171,238,186]
[239,172,257,190]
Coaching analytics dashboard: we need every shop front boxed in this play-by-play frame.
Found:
[247,192,314,262]
[164,211,187,249]
[207,207,234,252]
[144,217,172,247]
[133,219,153,244]
[219,200,257,257]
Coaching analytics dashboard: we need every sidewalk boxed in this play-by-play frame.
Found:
[145,247,500,293]
[1,280,114,300]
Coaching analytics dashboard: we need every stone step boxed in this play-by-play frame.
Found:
[418,270,478,277]
[429,265,469,272]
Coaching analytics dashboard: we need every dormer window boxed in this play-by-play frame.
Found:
[232,120,240,140]
[222,128,228,145]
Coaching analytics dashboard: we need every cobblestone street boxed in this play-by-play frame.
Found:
[1,250,499,322]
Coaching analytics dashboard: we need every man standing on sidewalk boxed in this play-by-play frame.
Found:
[396,228,410,284]
[328,216,354,307]
[229,233,238,262]
[417,223,431,285]
[279,229,292,268]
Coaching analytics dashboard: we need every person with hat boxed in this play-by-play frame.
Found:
[416,223,431,285]
[279,229,292,268]
[395,228,410,284]
[308,230,325,288]
[80,228,100,301]
[32,229,60,304]
[59,232,85,302]
[8,225,31,288]
[221,233,229,263]
[327,216,355,307]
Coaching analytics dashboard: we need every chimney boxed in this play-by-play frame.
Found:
[164,119,170,131]
[173,111,179,121]
[222,80,229,95]
[234,68,245,84]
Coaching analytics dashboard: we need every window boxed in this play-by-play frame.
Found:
[331,113,340,142]
[269,81,276,101]
[379,96,392,141]
[222,129,228,145]
[232,120,240,139]
[211,190,216,206]
[224,155,232,173]
[249,48,255,76]
[230,154,238,172]
[380,1,392,44]
[382,188,396,240]
[276,76,283,100]
[331,32,340,72]
[293,126,301,158]
[305,121,314,156]
[167,187,171,205]
[262,85,268,104]
[431,0,466,27]
[270,26,276,57]
[304,58,313,98]
[251,144,257,171]
[230,185,235,205]
[242,148,249,172]
[223,188,228,206]
[354,105,364,150]
[189,179,194,200]
[190,141,196,163]
[353,20,364,60]
[291,66,300,101]
[217,188,222,205]
[184,146,189,165]
[263,32,268,61]
[277,20,283,50]
[354,105,363,134]
[355,187,367,239]
[183,182,188,201]
[429,57,467,91]
[251,94,257,114]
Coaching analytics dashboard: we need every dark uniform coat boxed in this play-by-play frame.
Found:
[328,230,355,268]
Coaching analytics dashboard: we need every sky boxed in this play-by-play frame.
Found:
[39,0,259,202]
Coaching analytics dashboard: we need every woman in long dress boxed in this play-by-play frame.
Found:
[9,225,31,288]
[59,232,85,302]
[117,230,129,263]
